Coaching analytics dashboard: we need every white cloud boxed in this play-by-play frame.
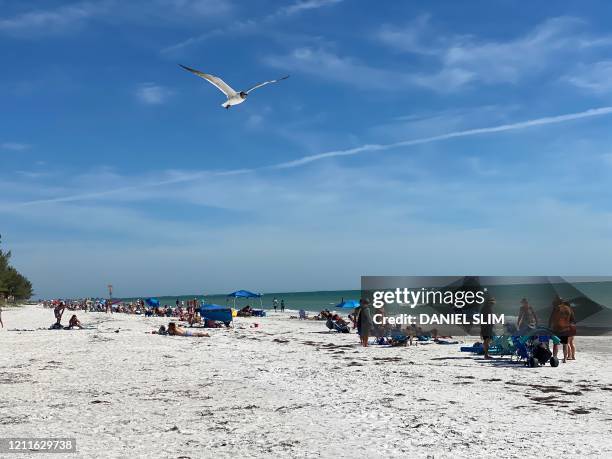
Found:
[375,16,612,89]
[0,0,232,37]
[1,142,31,151]
[135,83,174,105]
[0,2,104,37]
[564,61,612,93]
[5,105,612,209]
[277,0,343,17]
[161,0,343,54]
[5,145,612,297]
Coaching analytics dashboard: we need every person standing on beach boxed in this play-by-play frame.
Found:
[54,301,67,325]
[517,298,538,334]
[567,302,577,360]
[280,299,285,312]
[356,299,372,347]
[549,299,575,363]
[273,297,278,312]
[480,297,496,359]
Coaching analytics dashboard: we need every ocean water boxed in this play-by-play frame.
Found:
[121,281,612,315]
[123,290,361,312]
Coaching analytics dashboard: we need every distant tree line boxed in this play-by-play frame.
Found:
[0,235,33,301]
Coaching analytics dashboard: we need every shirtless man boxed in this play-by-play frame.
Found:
[54,301,67,325]
[167,322,209,337]
[549,298,575,363]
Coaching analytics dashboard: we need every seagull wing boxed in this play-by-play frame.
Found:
[244,75,289,94]
[179,64,237,97]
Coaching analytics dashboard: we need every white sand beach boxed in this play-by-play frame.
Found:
[1,304,611,458]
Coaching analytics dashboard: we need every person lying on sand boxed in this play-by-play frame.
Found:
[148,325,168,335]
[167,322,209,337]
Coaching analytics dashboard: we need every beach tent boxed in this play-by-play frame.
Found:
[336,299,360,309]
[200,304,233,325]
[145,298,160,307]
[226,290,263,308]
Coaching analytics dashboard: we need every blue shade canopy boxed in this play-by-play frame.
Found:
[145,298,160,307]
[227,290,262,298]
[200,304,233,323]
[336,299,359,308]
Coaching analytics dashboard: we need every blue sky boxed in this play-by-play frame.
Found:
[2,0,612,298]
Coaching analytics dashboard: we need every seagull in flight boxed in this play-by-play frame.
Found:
[179,64,289,109]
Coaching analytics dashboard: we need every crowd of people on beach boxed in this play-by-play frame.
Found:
[28,293,580,366]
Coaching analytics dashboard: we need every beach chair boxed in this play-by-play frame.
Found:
[510,331,559,367]
[389,329,409,346]
[333,321,350,333]
[299,309,307,320]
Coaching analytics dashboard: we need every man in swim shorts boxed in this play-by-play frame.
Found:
[54,301,66,325]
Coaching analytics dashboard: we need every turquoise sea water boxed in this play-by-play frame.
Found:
[121,281,612,316]
[122,290,361,312]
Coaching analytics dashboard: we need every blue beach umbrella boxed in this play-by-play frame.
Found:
[336,299,360,309]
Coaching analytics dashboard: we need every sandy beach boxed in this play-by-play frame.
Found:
[1,304,611,458]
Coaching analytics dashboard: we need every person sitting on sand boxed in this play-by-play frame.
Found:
[347,312,356,329]
[68,314,82,329]
[167,322,209,337]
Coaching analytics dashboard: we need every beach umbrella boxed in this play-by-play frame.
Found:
[226,290,263,308]
[336,299,360,309]
[145,298,160,307]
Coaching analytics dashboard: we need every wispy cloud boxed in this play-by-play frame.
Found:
[0,0,233,38]
[1,142,31,151]
[564,60,612,93]
[5,106,612,208]
[276,0,343,17]
[161,0,343,54]
[5,131,612,297]
[373,16,612,90]
[135,83,175,105]
[272,106,612,168]
[0,2,104,37]
[264,45,476,92]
